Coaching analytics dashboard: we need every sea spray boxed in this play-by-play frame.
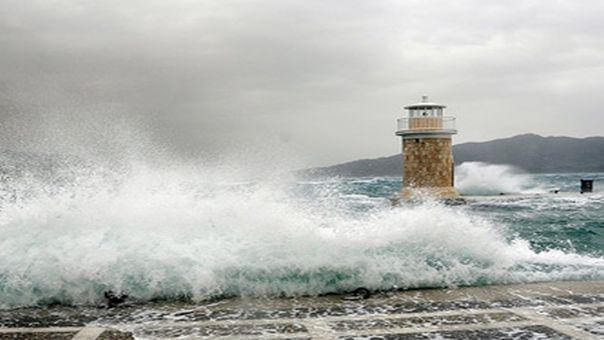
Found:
[455,162,545,195]
[1,163,603,309]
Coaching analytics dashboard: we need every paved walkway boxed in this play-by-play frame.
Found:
[1,280,603,339]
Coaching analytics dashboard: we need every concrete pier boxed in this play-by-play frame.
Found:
[1,280,603,339]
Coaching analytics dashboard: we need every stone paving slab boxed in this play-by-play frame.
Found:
[339,325,572,339]
[328,311,526,332]
[0,332,77,339]
[0,280,602,339]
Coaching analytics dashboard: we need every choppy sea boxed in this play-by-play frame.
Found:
[0,159,603,309]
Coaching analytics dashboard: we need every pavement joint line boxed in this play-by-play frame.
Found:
[1,310,600,339]
[516,301,604,311]
[511,308,599,339]
[102,308,513,330]
[71,326,107,340]
[312,308,523,325]
[559,315,604,323]
[509,302,604,316]
[0,326,83,333]
[98,302,604,329]
[118,308,602,339]
[309,320,552,337]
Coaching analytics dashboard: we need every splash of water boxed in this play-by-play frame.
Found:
[0,162,602,309]
[455,162,544,196]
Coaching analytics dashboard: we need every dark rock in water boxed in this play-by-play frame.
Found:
[581,179,594,194]
[104,290,129,307]
[442,197,467,206]
[343,288,371,301]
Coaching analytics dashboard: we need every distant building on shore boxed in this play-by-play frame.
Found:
[395,96,460,199]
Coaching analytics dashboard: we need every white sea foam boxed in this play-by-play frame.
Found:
[0,165,602,309]
[455,162,545,196]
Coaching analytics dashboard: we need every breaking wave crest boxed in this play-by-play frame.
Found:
[0,163,603,309]
[455,162,545,195]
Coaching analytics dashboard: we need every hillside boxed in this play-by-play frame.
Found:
[301,134,604,177]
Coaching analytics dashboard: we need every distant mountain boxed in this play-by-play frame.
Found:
[301,134,604,177]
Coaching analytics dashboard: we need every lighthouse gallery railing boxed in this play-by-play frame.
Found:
[396,116,456,132]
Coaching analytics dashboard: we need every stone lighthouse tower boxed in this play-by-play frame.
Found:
[395,96,459,199]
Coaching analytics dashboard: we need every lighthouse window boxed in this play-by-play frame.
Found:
[422,111,427,116]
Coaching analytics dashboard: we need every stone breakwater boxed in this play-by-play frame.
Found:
[1,280,603,339]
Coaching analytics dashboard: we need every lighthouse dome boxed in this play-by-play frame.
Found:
[404,95,446,109]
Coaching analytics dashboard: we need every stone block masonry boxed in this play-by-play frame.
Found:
[403,137,454,189]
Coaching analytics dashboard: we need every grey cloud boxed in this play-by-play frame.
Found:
[1,0,603,167]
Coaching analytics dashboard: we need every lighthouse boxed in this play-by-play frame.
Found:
[395,96,460,199]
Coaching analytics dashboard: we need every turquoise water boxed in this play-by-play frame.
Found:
[300,170,604,257]
[0,161,603,309]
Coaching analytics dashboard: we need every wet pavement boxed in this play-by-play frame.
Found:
[1,280,603,339]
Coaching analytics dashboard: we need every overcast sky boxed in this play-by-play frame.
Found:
[1,0,603,167]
